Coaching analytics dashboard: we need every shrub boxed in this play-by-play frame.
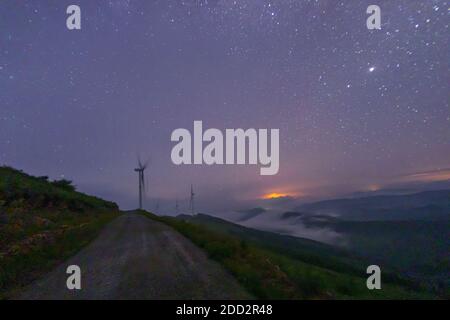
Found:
[52,179,76,192]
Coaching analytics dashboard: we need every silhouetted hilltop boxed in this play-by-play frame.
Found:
[0,166,118,212]
[297,189,450,221]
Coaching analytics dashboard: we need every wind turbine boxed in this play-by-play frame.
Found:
[134,157,148,210]
[155,199,160,213]
[189,184,195,215]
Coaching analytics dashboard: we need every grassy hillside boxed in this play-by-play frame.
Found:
[0,166,120,298]
[178,214,433,291]
[142,212,434,299]
[281,210,449,296]
[179,214,364,275]
[329,219,449,296]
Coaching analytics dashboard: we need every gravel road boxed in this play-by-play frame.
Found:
[17,213,252,300]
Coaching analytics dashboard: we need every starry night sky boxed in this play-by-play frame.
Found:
[1,1,449,214]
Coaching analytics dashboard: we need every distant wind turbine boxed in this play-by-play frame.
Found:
[155,199,160,213]
[134,157,148,210]
[189,184,195,215]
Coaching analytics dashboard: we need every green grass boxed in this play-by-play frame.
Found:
[330,219,450,297]
[177,214,427,291]
[0,166,120,299]
[0,166,117,214]
[0,210,119,299]
[140,211,434,299]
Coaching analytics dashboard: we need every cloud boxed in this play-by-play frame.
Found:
[396,168,450,184]
[238,210,346,245]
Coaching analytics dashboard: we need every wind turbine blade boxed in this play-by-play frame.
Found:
[142,157,150,170]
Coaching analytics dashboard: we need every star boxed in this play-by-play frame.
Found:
[0,0,448,214]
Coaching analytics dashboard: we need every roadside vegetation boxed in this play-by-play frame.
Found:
[141,211,434,299]
[0,166,120,298]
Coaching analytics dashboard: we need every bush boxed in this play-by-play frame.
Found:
[52,179,76,192]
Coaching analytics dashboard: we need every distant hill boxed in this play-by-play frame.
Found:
[280,211,306,220]
[266,190,450,296]
[297,189,450,221]
[237,207,266,222]
[178,191,449,296]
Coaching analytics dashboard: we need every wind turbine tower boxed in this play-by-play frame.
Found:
[134,158,148,210]
[189,184,195,215]
[155,199,160,213]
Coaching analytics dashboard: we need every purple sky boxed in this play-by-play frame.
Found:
[1,1,449,215]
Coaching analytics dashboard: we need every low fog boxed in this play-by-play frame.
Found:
[237,210,346,245]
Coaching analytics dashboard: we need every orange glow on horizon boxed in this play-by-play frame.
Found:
[260,186,306,200]
[262,192,291,199]
[367,184,381,192]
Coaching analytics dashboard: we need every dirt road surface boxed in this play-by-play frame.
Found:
[17,213,252,300]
